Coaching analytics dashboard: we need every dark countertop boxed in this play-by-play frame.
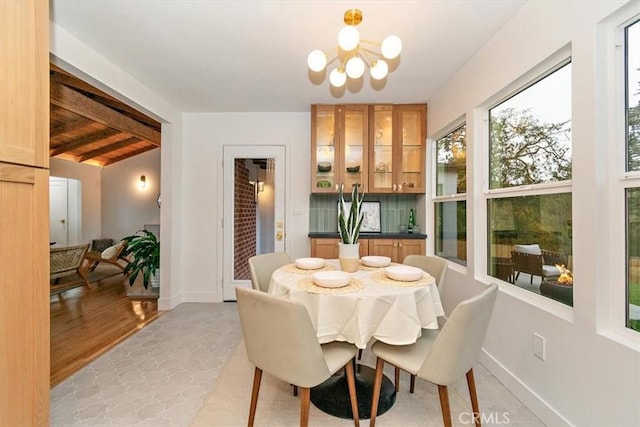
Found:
[308,232,428,239]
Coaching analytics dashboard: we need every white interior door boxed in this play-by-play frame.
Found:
[222,145,286,301]
[49,177,68,246]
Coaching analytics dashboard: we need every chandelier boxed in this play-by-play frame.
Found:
[307,8,402,88]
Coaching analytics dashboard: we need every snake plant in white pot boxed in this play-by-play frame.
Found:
[338,184,365,272]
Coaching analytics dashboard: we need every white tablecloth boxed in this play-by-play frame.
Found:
[268,260,444,349]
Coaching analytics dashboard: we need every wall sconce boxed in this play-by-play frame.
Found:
[257,180,264,193]
[139,175,147,189]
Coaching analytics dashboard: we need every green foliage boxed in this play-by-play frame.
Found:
[490,108,571,189]
[628,100,640,171]
[122,230,160,289]
[337,184,364,244]
[436,124,467,194]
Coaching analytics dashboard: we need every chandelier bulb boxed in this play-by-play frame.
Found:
[381,35,402,59]
[338,26,360,51]
[345,56,365,79]
[370,60,389,80]
[329,68,347,87]
[307,49,327,72]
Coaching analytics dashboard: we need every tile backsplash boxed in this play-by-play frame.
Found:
[309,194,418,233]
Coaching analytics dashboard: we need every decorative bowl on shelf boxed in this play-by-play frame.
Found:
[361,256,391,267]
[312,271,351,288]
[317,162,332,172]
[346,165,360,173]
[385,265,424,281]
[295,257,325,270]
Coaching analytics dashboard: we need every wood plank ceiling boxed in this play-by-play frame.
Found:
[50,64,161,167]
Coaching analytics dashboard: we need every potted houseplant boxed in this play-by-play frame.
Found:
[121,229,160,290]
[338,184,365,272]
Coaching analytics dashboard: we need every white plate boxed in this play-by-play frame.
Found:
[312,271,351,288]
[361,256,391,267]
[295,257,325,270]
[385,265,424,282]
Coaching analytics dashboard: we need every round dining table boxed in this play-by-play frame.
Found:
[268,259,444,419]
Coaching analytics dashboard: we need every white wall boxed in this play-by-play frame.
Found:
[50,158,102,243]
[101,149,161,241]
[427,1,639,426]
[181,113,310,302]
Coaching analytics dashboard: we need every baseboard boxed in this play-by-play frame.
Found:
[178,291,222,303]
[158,293,182,310]
[479,349,573,427]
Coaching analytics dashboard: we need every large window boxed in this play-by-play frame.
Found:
[488,62,573,304]
[435,124,467,265]
[625,19,640,332]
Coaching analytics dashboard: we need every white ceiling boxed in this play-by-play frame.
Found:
[51,0,526,113]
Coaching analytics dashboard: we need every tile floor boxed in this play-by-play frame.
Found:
[51,302,544,426]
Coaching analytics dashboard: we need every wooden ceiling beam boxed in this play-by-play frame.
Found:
[49,128,121,156]
[50,116,94,137]
[50,73,160,131]
[78,137,142,162]
[100,145,157,166]
[50,82,161,146]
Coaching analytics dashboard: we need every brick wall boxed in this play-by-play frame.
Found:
[234,159,256,280]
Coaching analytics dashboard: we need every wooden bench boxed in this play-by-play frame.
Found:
[50,244,91,293]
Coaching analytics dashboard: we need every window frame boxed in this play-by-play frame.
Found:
[432,121,468,266]
[477,51,574,316]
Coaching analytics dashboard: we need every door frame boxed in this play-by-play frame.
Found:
[221,145,286,301]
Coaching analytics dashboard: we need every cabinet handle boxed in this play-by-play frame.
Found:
[392,184,396,191]
[398,184,403,192]
[393,241,397,248]
[399,242,403,248]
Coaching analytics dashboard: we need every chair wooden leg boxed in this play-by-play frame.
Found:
[357,348,363,360]
[466,369,481,426]
[300,387,310,427]
[248,367,262,427]
[344,360,360,426]
[437,385,452,427]
[394,366,400,392]
[370,357,385,427]
[292,384,298,396]
[78,269,91,288]
[410,374,416,393]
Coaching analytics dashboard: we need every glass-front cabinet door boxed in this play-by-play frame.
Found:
[395,105,426,194]
[340,105,368,193]
[369,104,426,193]
[311,105,338,193]
[369,105,394,193]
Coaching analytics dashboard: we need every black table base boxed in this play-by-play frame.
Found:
[310,364,396,420]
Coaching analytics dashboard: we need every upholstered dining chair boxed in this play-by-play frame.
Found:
[236,287,360,427]
[369,283,499,427]
[248,252,292,293]
[399,254,449,393]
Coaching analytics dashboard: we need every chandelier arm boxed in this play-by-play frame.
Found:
[359,38,382,47]
[358,49,375,68]
[360,46,382,59]
[326,55,340,67]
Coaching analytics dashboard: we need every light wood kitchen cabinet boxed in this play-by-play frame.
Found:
[0,0,50,425]
[368,238,426,263]
[369,104,426,194]
[311,105,368,193]
[0,0,49,168]
[310,238,369,259]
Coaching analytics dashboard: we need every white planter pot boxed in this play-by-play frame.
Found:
[338,243,360,273]
[150,268,160,289]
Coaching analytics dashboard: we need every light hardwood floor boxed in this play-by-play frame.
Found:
[50,265,162,387]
